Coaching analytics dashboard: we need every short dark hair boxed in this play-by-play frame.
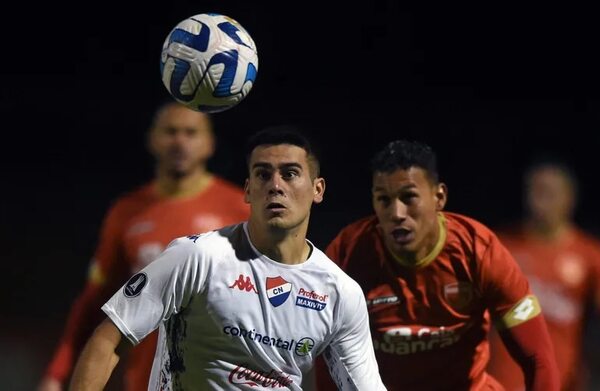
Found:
[150,100,213,131]
[244,125,320,178]
[370,140,439,183]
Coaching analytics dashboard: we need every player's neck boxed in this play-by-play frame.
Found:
[247,221,311,265]
[527,219,572,241]
[388,213,446,268]
[155,167,213,198]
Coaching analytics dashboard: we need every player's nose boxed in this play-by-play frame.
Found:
[267,174,285,195]
[389,199,407,220]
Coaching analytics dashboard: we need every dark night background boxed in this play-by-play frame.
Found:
[2,3,599,389]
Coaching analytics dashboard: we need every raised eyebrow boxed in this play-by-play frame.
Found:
[279,162,303,170]
[251,162,274,170]
[372,184,418,192]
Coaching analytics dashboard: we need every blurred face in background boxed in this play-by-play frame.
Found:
[526,166,576,229]
[149,104,215,178]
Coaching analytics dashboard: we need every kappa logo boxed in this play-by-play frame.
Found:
[229,274,258,293]
[266,276,292,307]
[123,272,147,298]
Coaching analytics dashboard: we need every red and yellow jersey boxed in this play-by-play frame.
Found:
[487,225,600,391]
[324,212,533,390]
[46,177,249,391]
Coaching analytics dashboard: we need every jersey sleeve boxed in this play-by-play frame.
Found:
[101,236,210,345]
[322,279,386,390]
[44,201,130,382]
[478,233,533,320]
[88,200,131,288]
[479,232,559,390]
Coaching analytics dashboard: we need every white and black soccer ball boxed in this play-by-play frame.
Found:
[160,13,258,113]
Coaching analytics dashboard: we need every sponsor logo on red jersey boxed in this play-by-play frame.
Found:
[373,325,463,355]
[366,295,400,307]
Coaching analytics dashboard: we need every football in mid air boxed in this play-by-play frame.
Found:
[160,13,258,113]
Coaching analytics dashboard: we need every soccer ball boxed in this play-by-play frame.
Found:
[160,13,259,113]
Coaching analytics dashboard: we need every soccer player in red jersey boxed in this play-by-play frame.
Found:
[317,140,559,390]
[38,102,249,391]
[487,160,600,391]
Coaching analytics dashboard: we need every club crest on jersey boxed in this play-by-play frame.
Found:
[443,282,473,310]
[123,272,147,298]
[266,276,292,307]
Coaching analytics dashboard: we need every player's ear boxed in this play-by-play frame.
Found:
[312,177,325,204]
[435,183,448,211]
[244,179,250,204]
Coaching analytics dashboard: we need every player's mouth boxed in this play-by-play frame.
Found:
[266,202,287,213]
[167,150,189,163]
[391,227,415,245]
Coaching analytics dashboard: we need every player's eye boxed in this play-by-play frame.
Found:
[254,170,271,181]
[163,127,177,136]
[282,170,299,180]
[185,127,199,137]
[375,195,391,205]
[401,193,418,204]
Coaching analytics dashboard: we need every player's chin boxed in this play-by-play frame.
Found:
[266,215,301,231]
[266,217,288,229]
[388,238,417,254]
[167,164,194,178]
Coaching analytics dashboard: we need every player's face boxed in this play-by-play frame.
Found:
[526,167,575,227]
[245,144,325,231]
[149,105,214,178]
[372,167,447,261]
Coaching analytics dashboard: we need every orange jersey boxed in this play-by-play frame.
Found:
[46,177,249,391]
[325,212,531,390]
[487,225,600,391]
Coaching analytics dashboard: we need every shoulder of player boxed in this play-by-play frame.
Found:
[167,224,243,257]
[332,215,379,244]
[570,227,600,257]
[309,247,364,294]
[102,182,155,218]
[444,211,499,246]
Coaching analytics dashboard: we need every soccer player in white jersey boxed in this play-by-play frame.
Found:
[69,126,386,390]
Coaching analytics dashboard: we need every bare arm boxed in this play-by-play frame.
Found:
[69,318,126,391]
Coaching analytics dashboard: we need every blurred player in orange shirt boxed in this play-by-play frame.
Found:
[38,102,249,391]
[317,140,559,390]
[487,159,600,391]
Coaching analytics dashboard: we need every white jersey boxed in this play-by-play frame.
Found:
[102,223,385,391]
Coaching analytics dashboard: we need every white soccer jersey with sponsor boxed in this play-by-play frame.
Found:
[102,223,385,391]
